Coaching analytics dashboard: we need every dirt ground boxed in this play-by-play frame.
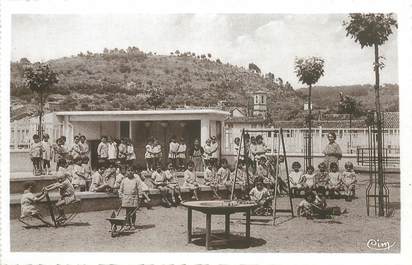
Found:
[10,174,400,253]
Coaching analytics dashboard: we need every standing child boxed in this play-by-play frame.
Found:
[19,182,52,226]
[203,139,213,168]
[254,135,267,162]
[125,138,136,167]
[165,163,183,204]
[118,138,127,167]
[30,134,44,176]
[145,137,154,171]
[42,134,53,175]
[328,162,343,197]
[177,137,187,171]
[82,156,92,191]
[210,136,219,168]
[233,137,245,164]
[151,139,162,169]
[119,167,140,229]
[79,135,89,160]
[204,163,220,199]
[71,136,82,160]
[168,136,179,169]
[216,159,231,194]
[303,165,316,190]
[289,161,305,196]
[342,161,357,201]
[152,165,172,208]
[97,136,109,168]
[183,161,199,200]
[249,136,258,170]
[190,139,204,172]
[107,136,118,166]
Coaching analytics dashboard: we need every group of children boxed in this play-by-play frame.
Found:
[97,136,136,168]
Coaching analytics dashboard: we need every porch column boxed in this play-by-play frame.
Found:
[129,121,133,140]
[200,118,210,146]
[63,115,71,145]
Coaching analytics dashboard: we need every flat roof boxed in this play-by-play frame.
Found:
[55,109,230,122]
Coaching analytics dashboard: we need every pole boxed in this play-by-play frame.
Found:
[308,84,312,167]
[230,129,243,201]
[280,128,294,217]
[39,90,44,139]
[374,43,385,216]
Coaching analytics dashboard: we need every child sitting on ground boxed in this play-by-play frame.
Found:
[297,191,347,219]
[342,161,357,201]
[152,165,172,208]
[43,172,76,222]
[72,157,87,191]
[297,192,315,218]
[315,162,330,195]
[164,163,183,204]
[204,162,221,199]
[119,167,140,229]
[30,134,44,176]
[249,177,273,216]
[303,165,316,190]
[328,162,343,197]
[289,161,305,197]
[183,161,199,200]
[19,182,52,226]
[89,166,111,192]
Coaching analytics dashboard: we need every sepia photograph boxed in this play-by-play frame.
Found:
[1,1,411,264]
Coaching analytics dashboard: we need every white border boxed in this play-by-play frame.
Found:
[1,0,412,264]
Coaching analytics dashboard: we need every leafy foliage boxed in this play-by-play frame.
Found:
[24,63,58,94]
[337,92,364,117]
[294,57,325,86]
[343,13,398,48]
[146,87,165,109]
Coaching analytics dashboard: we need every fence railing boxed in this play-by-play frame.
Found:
[356,147,400,167]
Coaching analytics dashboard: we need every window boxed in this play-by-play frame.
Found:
[120,121,130,138]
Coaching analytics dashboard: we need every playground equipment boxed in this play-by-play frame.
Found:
[365,112,390,216]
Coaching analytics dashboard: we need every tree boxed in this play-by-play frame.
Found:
[338,92,364,148]
[24,63,59,138]
[344,13,397,216]
[248,63,261,74]
[294,56,325,167]
[146,88,165,110]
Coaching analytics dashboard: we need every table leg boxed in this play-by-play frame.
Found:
[206,213,211,250]
[245,210,251,241]
[187,208,192,243]
[225,213,230,237]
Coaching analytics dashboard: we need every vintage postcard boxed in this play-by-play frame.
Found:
[1,0,411,264]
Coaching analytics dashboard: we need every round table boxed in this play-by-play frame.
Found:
[181,200,257,250]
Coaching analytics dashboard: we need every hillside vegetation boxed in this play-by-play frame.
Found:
[10,47,398,122]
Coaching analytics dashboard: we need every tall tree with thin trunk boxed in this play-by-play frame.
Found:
[294,57,325,167]
[344,13,397,216]
[24,63,58,139]
[338,92,364,149]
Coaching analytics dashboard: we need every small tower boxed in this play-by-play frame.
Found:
[252,90,267,118]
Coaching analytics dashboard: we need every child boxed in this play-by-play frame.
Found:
[42,134,53,175]
[19,182,52,226]
[168,136,179,169]
[342,161,357,201]
[289,161,305,196]
[230,162,248,199]
[233,137,245,163]
[152,165,172,207]
[54,137,68,171]
[43,172,76,222]
[256,157,272,187]
[113,165,125,191]
[72,157,87,192]
[103,164,117,191]
[249,136,257,170]
[89,166,111,192]
[118,138,127,166]
[315,162,330,195]
[145,137,154,171]
[97,136,109,167]
[204,163,221,199]
[65,155,74,182]
[165,163,183,204]
[297,192,315,218]
[328,162,343,197]
[216,159,232,192]
[209,136,219,168]
[133,167,152,208]
[302,165,316,190]
[30,134,44,176]
[203,139,213,167]
[82,156,92,191]
[190,139,204,172]
[151,139,162,169]
[254,135,267,162]
[107,136,118,166]
[183,161,199,200]
[126,138,136,167]
[119,167,140,229]
[249,177,272,215]
[177,137,187,171]
[71,135,82,160]
[79,135,89,159]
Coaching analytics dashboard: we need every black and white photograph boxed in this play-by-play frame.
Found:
[1,0,411,264]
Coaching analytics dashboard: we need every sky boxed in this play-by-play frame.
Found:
[11,14,398,88]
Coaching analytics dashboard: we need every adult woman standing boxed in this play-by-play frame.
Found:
[322,132,342,170]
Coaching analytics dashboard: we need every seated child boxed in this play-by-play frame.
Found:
[256,157,270,184]
[72,157,87,191]
[327,162,343,197]
[113,165,125,191]
[81,156,92,191]
[182,161,199,200]
[342,161,357,201]
[315,162,330,195]
[297,192,315,218]
[289,161,305,196]
[298,191,346,219]
[204,162,221,199]
[133,167,152,208]
[152,165,172,208]
[302,165,316,190]
[89,166,111,192]
[19,182,52,226]
[164,163,183,204]
[103,164,117,191]
[249,177,273,215]
[43,172,76,222]
[217,159,232,190]
[119,167,140,229]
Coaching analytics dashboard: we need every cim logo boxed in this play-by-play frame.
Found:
[367,238,396,251]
